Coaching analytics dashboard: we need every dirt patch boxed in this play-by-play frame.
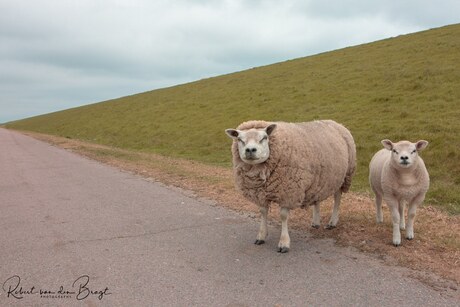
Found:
[23,131,459,292]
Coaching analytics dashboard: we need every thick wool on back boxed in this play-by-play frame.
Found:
[231,120,356,209]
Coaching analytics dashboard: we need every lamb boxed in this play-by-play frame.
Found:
[225,120,356,253]
[369,139,429,246]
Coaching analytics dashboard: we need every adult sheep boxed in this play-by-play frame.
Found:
[369,139,429,246]
[225,120,356,253]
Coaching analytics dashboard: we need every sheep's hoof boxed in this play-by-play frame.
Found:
[325,224,336,230]
[393,242,401,247]
[311,224,320,229]
[254,240,265,245]
[406,237,413,241]
[277,247,289,253]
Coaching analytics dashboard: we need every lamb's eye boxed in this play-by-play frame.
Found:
[411,149,417,154]
[392,149,398,154]
[237,138,245,145]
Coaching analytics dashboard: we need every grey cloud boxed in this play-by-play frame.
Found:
[1,0,458,122]
[302,0,460,27]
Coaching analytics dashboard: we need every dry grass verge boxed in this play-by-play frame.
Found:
[23,131,459,294]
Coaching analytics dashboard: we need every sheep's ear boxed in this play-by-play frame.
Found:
[415,140,428,151]
[225,129,239,139]
[381,139,393,151]
[265,124,277,136]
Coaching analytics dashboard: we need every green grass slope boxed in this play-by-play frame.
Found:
[7,24,460,213]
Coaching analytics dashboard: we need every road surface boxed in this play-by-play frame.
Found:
[0,128,457,306]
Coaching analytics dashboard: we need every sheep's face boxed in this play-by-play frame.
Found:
[225,124,277,165]
[382,139,428,169]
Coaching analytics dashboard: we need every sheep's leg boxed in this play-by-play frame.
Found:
[406,194,423,240]
[326,191,341,229]
[278,207,290,253]
[311,202,320,228]
[406,203,417,240]
[399,201,406,230]
[255,207,268,245]
[387,199,401,246]
[375,193,383,223]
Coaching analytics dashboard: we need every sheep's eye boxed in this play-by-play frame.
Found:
[237,138,245,145]
[392,149,398,154]
[411,149,417,154]
[260,136,267,143]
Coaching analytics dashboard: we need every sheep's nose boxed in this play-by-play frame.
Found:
[246,147,257,153]
[400,156,409,161]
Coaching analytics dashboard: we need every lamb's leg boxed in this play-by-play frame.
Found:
[375,193,383,223]
[406,194,423,240]
[387,199,401,246]
[255,207,268,245]
[311,202,320,229]
[278,207,290,253]
[326,191,341,229]
[399,201,406,230]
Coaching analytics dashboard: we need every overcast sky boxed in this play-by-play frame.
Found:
[1,0,459,123]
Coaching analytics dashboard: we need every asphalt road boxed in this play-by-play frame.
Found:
[0,128,457,306]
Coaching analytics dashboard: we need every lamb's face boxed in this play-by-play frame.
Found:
[225,124,277,165]
[381,139,428,169]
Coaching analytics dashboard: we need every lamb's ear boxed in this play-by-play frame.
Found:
[265,124,277,136]
[415,140,428,151]
[225,129,239,139]
[381,139,393,151]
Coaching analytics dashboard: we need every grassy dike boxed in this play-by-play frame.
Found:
[7,24,460,213]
